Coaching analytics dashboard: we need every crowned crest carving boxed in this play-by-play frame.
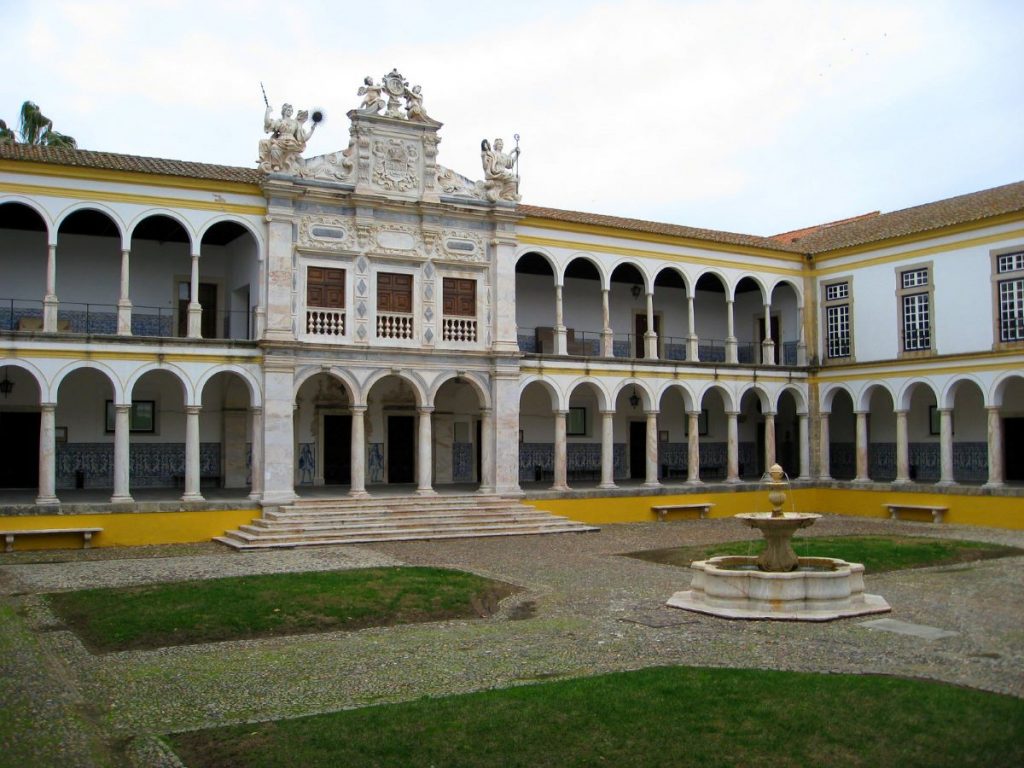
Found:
[372,138,419,192]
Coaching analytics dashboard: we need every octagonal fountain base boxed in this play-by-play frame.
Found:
[667,555,891,621]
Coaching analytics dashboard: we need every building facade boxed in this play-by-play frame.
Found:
[1,72,1022,544]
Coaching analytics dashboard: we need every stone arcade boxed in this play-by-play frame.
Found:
[1,71,1023,548]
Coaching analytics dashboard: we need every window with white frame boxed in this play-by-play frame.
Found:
[822,278,852,359]
[996,250,1024,344]
[896,264,933,355]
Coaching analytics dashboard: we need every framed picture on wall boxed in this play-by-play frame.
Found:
[54,426,68,443]
[567,406,587,436]
[658,430,669,443]
[106,400,156,433]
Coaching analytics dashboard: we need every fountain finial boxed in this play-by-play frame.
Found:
[767,463,787,518]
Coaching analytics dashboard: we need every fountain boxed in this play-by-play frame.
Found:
[667,464,890,621]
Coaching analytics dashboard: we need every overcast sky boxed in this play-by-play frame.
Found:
[2,0,1021,236]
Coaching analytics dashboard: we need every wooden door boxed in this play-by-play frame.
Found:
[323,414,352,485]
[387,415,415,483]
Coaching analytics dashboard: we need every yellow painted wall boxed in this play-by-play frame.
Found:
[0,509,258,551]
[528,488,1024,530]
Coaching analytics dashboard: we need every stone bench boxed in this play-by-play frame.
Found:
[1,527,102,552]
[884,503,947,523]
[651,503,714,522]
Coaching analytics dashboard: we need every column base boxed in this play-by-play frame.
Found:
[935,480,956,487]
[852,478,871,484]
[982,481,1004,489]
[892,478,911,485]
[348,489,370,498]
[725,477,742,485]
[686,478,704,486]
[110,494,134,504]
[552,483,570,491]
[34,495,60,506]
[642,481,661,489]
[247,491,264,502]
[416,488,438,496]
[476,485,496,495]
[597,482,617,490]
[116,301,133,336]
[181,492,205,502]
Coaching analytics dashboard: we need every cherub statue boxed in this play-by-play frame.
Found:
[481,137,520,202]
[258,103,317,173]
[404,84,428,121]
[357,76,385,113]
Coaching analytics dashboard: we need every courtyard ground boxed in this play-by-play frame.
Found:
[1,515,1022,767]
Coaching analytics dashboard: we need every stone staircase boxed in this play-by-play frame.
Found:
[214,494,598,549]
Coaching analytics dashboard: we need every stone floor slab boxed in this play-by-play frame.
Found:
[858,617,960,640]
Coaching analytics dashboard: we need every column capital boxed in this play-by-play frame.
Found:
[350,404,367,414]
[599,409,616,417]
[417,405,434,415]
[186,405,202,416]
[986,405,1002,413]
[40,402,57,411]
[555,409,570,417]
[894,408,909,416]
[937,407,953,414]
[725,409,740,417]
[249,405,263,415]
[644,409,659,417]
[763,411,776,418]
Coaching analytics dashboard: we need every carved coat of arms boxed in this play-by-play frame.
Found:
[372,138,419,192]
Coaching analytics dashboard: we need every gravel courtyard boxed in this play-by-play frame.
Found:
[2,515,1022,767]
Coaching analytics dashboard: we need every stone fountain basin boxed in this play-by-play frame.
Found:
[666,555,891,621]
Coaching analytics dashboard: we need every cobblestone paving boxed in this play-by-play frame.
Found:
[1,516,1022,766]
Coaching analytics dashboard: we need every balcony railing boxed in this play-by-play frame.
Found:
[377,311,414,340]
[442,316,477,342]
[306,308,345,337]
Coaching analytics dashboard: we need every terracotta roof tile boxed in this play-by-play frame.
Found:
[0,143,263,185]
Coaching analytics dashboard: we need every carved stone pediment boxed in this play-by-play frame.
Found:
[295,141,356,183]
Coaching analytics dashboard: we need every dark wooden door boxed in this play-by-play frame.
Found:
[0,412,39,488]
[758,316,781,364]
[634,314,660,358]
[323,414,352,485]
[178,282,217,338]
[378,273,413,313]
[388,415,415,483]
[629,420,646,480]
[1005,418,1024,481]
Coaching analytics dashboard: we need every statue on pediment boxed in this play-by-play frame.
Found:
[404,84,428,122]
[357,76,385,114]
[258,102,318,173]
[481,137,520,202]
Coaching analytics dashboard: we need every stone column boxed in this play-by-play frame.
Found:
[117,248,132,335]
[553,410,569,490]
[553,284,567,355]
[248,407,264,501]
[984,407,1004,487]
[492,368,522,495]
[44,243,58,332]
[187,252,202,338]
[601,288,613,357]
[894,410,910,484]
[818,413,832,480]
[182,405,204,501]
[416,406,435,495]
[938,408,955,485]
[599,409,616,489]
[763,412,776,470]
[264,213,297,342]
[725,299,738,364]
[478,408,496,494]
[726,410,740,482]
[644,292,658,359]
[687,410,702,484]
[260,357,298,505]
[854,411,870,483]
[349,405,368,497]
[796,304,808,365]
[761,304,775,365]
[643,410,660,487]
[687,294,699,361]
[111,404,133,503]
[36,403,59,505]
[798,413,810,479]
[491,221,520,354]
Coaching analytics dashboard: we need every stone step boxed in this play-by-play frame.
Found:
[263,503,535,522]
[283,494,509,510]
[214,522,597,550]
[261,507,556,525]
[241,513,570,535]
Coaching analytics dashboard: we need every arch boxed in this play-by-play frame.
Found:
[362,369,428,408]
[768,277,804,307]
[0,357,46,400]
[738,383,772,413]
[941,374,988,410]
[196,364,263,407]
[126,208,197,250]
[561,251,608,286]
[0,196,54,239]
[990,371,1024,408]
[514,248,558,280]
[693,268,730,291]
[731,274,769,304]
[124,362,191,404]
[610,378,656,412]
[774,384,807,414]
[856,381,896,412]
[430,371,492,410]
[653,264,691,294]
[895,378,939,412]
[608,258,650,293]
[819,383,855,413]
[51,360,123,403]
[518,375,563,411]
[293,365,359,403]
[698,382,736,413]
[565,377,611,411]
[657,381,698,413]
[198,215,264,250]
[54,202,126,247]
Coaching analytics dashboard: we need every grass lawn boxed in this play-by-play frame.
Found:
[624,535,1023,572]
[168,665,1024,768]
[46,567,517,652]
